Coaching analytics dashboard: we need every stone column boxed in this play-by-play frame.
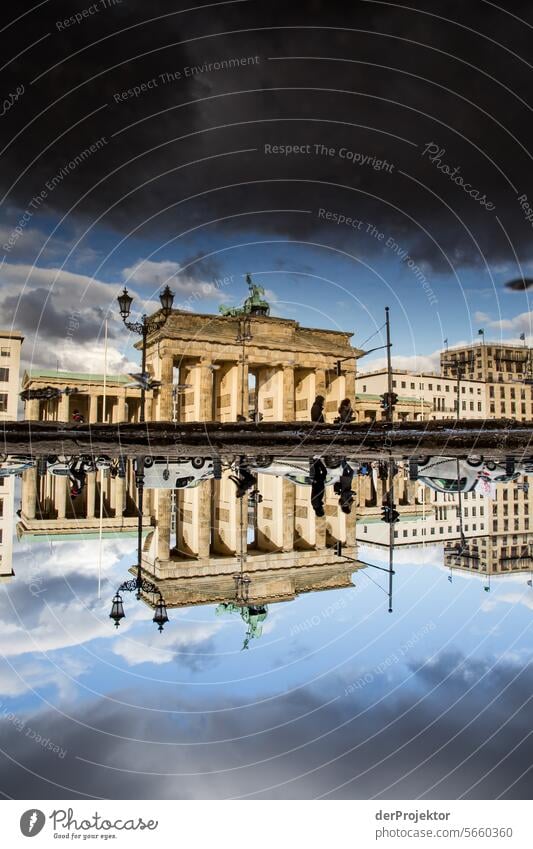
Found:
[314,368,326,399]
[157,489,172,562]
[114,390,127,423]
[57,392,69,422]
[315,514,327,549]
[25,398,40,421]
[237,361,249,419]
[86,472,96,519]
[282,479,295,551]
[199,361,214,422]
[283,366,295,422]
[197,480,212,558]
[55,475,67,520]
[114,475,125,517]
[344,369,356,404]
[89,394,99,423]
[159,353,174,421]
[21,468,37,519]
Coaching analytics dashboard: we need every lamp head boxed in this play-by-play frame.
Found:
[117,287,133,320]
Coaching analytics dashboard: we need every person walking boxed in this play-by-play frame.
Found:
[336,398,354,424]
[310,457,327,517]
[311,395,325,423]
[334,459,355,514]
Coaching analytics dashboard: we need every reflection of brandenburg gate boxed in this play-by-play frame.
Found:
[145,311,359,422]
[140,474,361,606]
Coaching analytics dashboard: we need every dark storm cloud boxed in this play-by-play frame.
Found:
[1,1,532,271]
[0,287,107,343]
[0,651,531,799]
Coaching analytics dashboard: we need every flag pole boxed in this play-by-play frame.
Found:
[98,318,108,599]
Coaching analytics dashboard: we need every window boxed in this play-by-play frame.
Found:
[410,382,415,389]
[392,380,397,388]
[401,381,406,389]
[477,402,482,411]
[445,385,450,392]
[0,393,7,412]
[0,348,9,357]
[0,368,9,382]
[362,385,366,392]
[428,383,433,390]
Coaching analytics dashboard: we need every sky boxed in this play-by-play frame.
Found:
[0,530,532,800]
[1,0,533,377]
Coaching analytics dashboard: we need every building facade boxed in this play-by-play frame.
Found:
[441,342,533,421]
[21,370,148,423]
[0,330,23,581]
[143,310,359,423]
[357,368,487,421]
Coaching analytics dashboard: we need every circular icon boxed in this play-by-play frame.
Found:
[20,810,46,837]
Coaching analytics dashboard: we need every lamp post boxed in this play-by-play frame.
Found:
[236,316,252,419]
[109,456,169,632]
[337,307,394,422]
[117,285,174,423]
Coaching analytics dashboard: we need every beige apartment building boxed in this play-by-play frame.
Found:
[0,330,23,421]
[357,368,487,421]
[0,330,23,581]
[441,342,533,421]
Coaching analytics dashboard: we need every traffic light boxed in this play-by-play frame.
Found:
[381,504,400,523]
[380,392,398,416]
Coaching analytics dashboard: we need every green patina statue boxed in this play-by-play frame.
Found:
[219,274,270,317]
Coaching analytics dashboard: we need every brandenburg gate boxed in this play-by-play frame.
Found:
[144,279,360,423]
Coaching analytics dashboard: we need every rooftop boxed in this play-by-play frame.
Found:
[24,369,131,384]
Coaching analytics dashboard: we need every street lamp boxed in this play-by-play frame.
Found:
[236,316,252,419]
[117,285,175,422]
[109,456,169,632]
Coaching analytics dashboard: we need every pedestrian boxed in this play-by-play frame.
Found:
[68,457,87,495]
[334,459,355,514]
[335,398,354,424]
[311,395,325,423]
[72,409,85,423]
[310,457,327,517]
[229,460,257,498]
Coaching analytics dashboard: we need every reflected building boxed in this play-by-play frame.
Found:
[356,463,533,579]
[0,329,23,580]
[17,464,152,541]
[135,473,362,611]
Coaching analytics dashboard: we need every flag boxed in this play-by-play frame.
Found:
[443,338,448,345]
[520,332,526,341]
[478,328,484,335]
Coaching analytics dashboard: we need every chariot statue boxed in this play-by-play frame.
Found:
[219,274,270,317]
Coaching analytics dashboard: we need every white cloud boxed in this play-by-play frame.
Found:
[111,621,223,666]
[122,260,226,303]
[359,349,441,375]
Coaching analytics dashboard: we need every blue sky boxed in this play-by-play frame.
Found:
[1,525,531,799]
[2,210,532,377]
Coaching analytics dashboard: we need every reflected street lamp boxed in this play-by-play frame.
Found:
[109,456,169,632]
[117,284,174,423]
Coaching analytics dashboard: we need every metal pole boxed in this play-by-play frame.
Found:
[385,307,393,423]
[102,318,108,423]
[136,456,145,588]
[140,322,147,424]
[456,368,461,421]
[387,458,394,612]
